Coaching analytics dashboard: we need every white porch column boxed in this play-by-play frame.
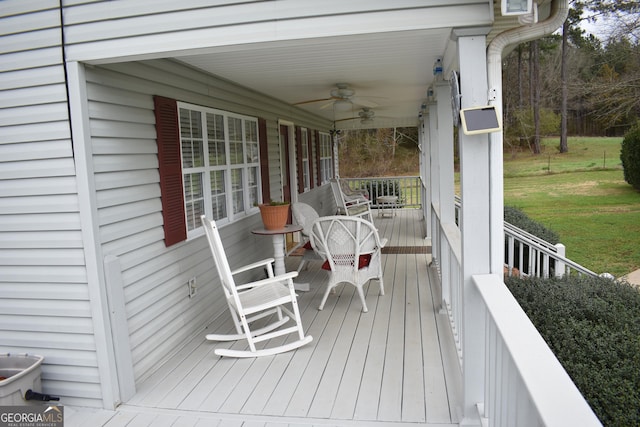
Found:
[419,115,432,240]
[428,102,440,218]
[435,81,455,225]
[432,81,457,310]
[458,33,491,425]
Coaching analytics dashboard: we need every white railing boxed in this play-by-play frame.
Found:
[454,196,598,279]
[433,197,602,426]
[342,176,421,208]
[472,274,602,427]
[505,223,598,279]
[431,203,463,364]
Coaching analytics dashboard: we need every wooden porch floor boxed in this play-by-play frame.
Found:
[65,209,462,427]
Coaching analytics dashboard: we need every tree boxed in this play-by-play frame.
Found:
[620,121,640,190]
[339,127,419,177]
[582,0,640,133]
[531,39,542,154]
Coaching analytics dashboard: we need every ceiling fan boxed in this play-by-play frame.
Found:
[294,83,379,110]
[335,107,381,125]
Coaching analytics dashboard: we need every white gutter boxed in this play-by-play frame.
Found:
[486,0,569,274]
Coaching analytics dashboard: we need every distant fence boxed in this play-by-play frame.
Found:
[342,176,422,208]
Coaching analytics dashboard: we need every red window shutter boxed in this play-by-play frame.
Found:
[153,96,187,247]
[314,130,321,187]
[258,118,270,202]
[307,130,315,189]
[295,126,304,194]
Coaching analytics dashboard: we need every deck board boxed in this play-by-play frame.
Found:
[65,209,460,426]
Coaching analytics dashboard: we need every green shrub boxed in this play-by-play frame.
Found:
[504,205,560,244]
[505,275,640,426]
[359,179,404,204]
[620,122,640,190]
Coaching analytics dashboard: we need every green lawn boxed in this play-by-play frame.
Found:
[503,137,640,277]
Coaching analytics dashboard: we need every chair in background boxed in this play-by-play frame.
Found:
[291,202,324,272]
[330,179,373,222]
[339,178,369,202]
[310,216,387,312]
[200,215,312,357]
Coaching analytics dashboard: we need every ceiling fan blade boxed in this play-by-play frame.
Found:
[352,97,379,108]
[293,97,332,106]
[319,100,339,110]
[334,116,358,123]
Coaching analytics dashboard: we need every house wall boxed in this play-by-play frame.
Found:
[85,59,332,387]
[0,2,106,407]
[60,0,492,64]
[1,0,400,410]
[0,3,335,409]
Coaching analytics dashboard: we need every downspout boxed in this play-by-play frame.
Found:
[487,0,569,275]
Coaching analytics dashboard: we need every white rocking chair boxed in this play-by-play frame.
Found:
[310,216,387,313]
[291,202,324,272]
[339,178,369,202]
[330,179,373,222]
[200,215,313,357]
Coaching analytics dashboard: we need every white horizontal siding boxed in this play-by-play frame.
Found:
[0,176,77,196]
[61,0,491,63]
[1,0,58,17]
[0,3,103,408]
[0,248,85,265]
[0,102,68,126]
[0,8,60,36]
[0,84,68,108]
[0,28,61,53]
[0,65,65,90]
[0,230,83,248]
[94,170,159,191]
[0,213,81,231]
[0,195,79,213]
[0,282,88,300]
[1,47,63,72]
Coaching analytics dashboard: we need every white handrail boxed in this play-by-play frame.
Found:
[342,176,422,208]
[472,274,602,427]
[455,195,598,279]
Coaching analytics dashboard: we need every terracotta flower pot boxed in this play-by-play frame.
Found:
[258,203,290,230]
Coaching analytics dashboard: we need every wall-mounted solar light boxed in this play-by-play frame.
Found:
[501,0,532,16]
[460,106,502,135]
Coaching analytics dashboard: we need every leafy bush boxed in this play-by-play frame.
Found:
[620,122,640,190]
[505,275,640,426]
[359,179,404,204]
[504,205,560,244]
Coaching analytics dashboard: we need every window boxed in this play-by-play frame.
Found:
[178,102,260,234]
[319,132,333,183]
[300,128,310,191]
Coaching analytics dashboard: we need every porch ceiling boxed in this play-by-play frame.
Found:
[176,28,452,130]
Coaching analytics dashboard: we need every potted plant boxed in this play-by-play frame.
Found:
[258,200,290,230]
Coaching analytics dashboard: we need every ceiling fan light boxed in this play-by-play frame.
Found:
[333,99,353,111]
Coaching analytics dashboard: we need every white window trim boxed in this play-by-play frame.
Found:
[319,131,333,184]
[300,127,311,192]
[178,102,261,237]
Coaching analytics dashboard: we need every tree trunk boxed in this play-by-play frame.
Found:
[532,40,542,154]
[518,45,524,109]
[559,20,569,153]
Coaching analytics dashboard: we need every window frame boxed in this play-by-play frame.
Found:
[299,127,311,192]
[318,131,333,184]
[177,102,261,238]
